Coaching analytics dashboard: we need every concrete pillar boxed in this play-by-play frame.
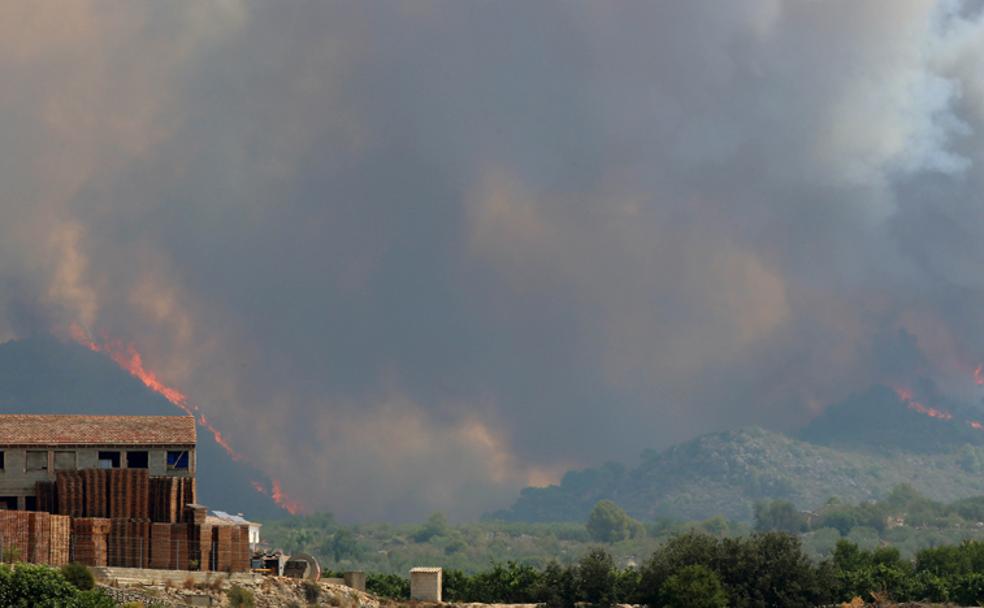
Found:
[344,571,366,591]
[410,567,442,602]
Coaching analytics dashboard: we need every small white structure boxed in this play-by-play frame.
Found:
[410,567,443,602]
[211,511,263,549]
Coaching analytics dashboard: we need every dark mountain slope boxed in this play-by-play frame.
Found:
[0,336,285,519]
[492,388,984,523]
[799,385,984,451]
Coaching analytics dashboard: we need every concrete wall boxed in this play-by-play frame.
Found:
[0,445,195,509]
[410,568,442,602]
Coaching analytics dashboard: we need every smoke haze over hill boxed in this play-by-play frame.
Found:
[3,2,984,520]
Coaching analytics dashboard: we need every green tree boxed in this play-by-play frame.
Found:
[577,548,617,608]
[638,531,831,608]
[659,564,727,608]
[466,561,540,603]
[586,500,642,543]
[532,562,577,608]
[324,528,363,562]
[413,512,450,542]
[753,500,806,533]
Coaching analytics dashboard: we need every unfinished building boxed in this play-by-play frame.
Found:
[0,414,250,572]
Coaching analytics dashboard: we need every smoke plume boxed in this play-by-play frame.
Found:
[2,1,984,520]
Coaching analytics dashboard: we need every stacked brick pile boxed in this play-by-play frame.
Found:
[0,511,31,560]
[207,525,250,573]
[150,523,172,570]
[56,471,85,517]
[230,525,251,572]
[107,469,150,519]
[49,515,71,566]
[82,470,107,517]
[51,469,156,519]
[72,518,111,567]
[214,525,233,572]
[27,512,50,563]
[0,511,71,565]
[107,519,151,568]
[169,523,189,570]
[35,481,57,513]
[149,476,198,522]
[197,524,213,571]
[19,468,245,573]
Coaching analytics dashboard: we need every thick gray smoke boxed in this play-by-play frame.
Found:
[2,1,984,520]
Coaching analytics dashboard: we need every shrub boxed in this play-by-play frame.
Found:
[0,562,79,606]
[68,589,118,608]
[659,564,727,608]
[366,573,410,599]
[303,579,321,603]
[61,562,95,590]
[228,584,255,608]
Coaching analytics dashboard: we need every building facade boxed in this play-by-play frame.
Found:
[0,414,196,510]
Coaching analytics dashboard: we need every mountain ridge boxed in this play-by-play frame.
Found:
[490,387,984,523]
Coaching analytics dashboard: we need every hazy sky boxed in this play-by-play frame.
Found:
[3,1,984,521]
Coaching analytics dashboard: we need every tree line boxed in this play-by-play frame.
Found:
[368,531,984,607]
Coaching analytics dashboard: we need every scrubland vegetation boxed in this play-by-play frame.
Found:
[263,485,984,605]
[263,485,984,574]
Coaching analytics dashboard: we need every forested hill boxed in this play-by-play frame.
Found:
[490,387,984,523]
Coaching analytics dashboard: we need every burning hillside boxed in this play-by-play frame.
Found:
[0,336,299,519]
[67,325,304,515]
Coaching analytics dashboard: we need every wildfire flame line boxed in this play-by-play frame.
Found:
[67,324,305,515]
[893,387,953,421]
[894,383,984,433]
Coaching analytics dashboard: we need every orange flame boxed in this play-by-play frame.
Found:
[271,480,304,516]
[893,387,953,420]
[250,479,303,516]
[67,324,305,515]
[975,364,984,386]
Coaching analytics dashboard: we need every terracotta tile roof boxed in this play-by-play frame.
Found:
[0,414,196,446]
